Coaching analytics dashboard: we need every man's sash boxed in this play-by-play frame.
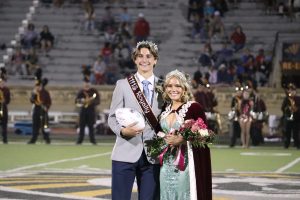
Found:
[127,75,160,133]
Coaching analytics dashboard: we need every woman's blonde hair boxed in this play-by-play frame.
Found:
[162,70,194,103]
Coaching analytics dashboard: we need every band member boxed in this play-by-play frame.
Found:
[281,83,300,149]
[75,73,100,145]
[0,68,10,144]
[28,69,52,144]
[250,83,267,146]
[204,80,221,134]
[228,82,242,147]
[239,84,254,148]
[193,79,209,110]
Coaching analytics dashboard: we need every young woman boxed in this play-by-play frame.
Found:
[159,70,212,200]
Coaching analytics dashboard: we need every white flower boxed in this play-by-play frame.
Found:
[157,131,166,138]
[199,129,209,137]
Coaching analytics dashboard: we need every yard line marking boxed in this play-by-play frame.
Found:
[6,142,114,146]
[275,157,300,173]
[0,186,106,200]
[0,179,86,184]
[65,188,138,198]
[64,189,112,197]
[213,189,300,199]
[12,183,91,190]
[5,152,111,173]
[240,152,291,156]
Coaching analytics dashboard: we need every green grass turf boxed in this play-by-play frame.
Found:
[0,144,299,173]
[210,147,300,173]
[0,144,113,171]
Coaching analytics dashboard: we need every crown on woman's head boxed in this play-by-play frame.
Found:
[136,40,158,51]
[166,69,190,83]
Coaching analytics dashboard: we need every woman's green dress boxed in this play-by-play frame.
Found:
[159,118,190,200]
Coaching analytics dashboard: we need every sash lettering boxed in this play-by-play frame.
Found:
[127,75,161,133]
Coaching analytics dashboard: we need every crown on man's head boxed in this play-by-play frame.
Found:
[136,41,158,52]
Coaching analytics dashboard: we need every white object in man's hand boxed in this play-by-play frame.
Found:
[116,108,145,130]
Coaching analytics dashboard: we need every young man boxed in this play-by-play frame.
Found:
[108,41,162,200]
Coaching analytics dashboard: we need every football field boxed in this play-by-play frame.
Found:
[0,142,299,200]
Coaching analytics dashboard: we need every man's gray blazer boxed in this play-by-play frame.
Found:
[108,76,161,164]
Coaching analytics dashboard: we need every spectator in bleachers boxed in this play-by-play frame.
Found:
[235,60,247,83]
[213,43,233,68]
[119,22,132,43]
[187,0,203,22]
[254,48,271,86]
[10,48,27,75]
[217,63,228,84]
[92,56,107,85]
[191,13,202,39]
[104,26,117,45]
[198,42,214,67]
[208,66,218,84]
[203,0,215,18]
[25,48,39,75]
[119,6,132,25]
[21,23,39,50]
[82,0,96,32]
[240,48,255,78]
[230,25,246,52]
[100,42,113,65]
[191,13,209,42]
[100,6,115,32]
[213,0,229,16]
[208,10,225,41]
[0,68,10,144]
[104,62,119,85]
[39,25,55,55]
[226,62,236,84]
[113,41,131,70]
[133,13,150,43]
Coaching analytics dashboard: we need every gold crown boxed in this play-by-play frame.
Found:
[136,40,158,52]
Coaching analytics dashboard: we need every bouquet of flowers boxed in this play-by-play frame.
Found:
[145,132,168,158]
[146,117,216,158]
[179,117,216,147]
